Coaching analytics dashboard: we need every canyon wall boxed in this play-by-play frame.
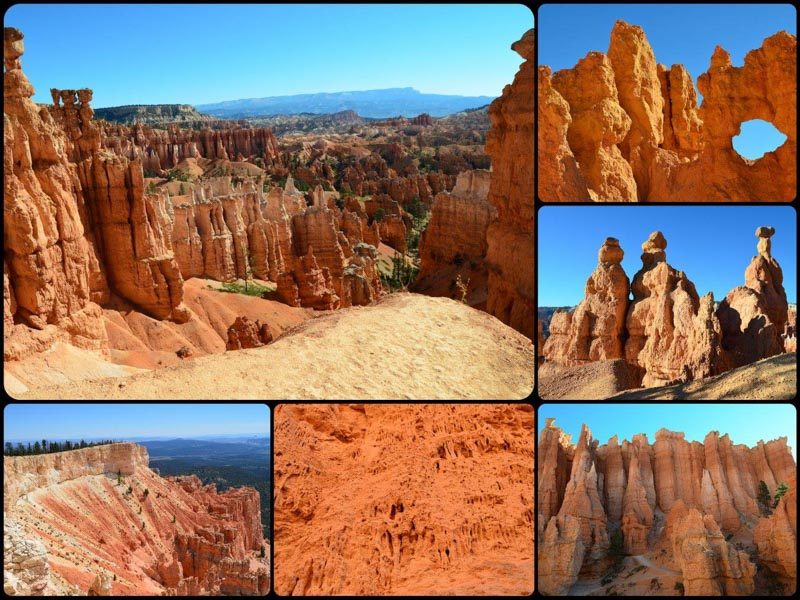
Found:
[537,419,797,595]
[542,227,789,388]
[274,404,534,595]
[412,169,496,305]
[3,443,268,595]
[538,21,797,202]
[485,29,534,339]
[3,28,190,363]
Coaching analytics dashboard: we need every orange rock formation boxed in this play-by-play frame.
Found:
[538,21,797,201]
[412,169,496,306]
[537,419,796,595]
[485,29,534,339]
[3,443,268,595]
[542,227,789,389]
[274,404,534,595]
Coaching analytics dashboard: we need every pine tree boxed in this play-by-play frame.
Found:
[33,441,41,454]
[4,442,13,456]
[41,439,48,453]
[16,442,25,456]
[773,482,790,508]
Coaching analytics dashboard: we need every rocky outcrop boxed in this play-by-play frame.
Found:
[274,404,533,595]
[542,237,630,365]
[538,21,796,202]
[625,231,722,386]
[225,315,273,350]
[3,517,63,595]
[413,170,496,303]
[485,29,534,339]
[542,227,792,390]
[3,442,148,511]
[753,474,797,593]
[717,226,788,369]
[537,419,795,596]
[536,66,591,201]
[667,501,755,595]
[4,28,192,364]
[3,444,268,595]
[101,121,281,172]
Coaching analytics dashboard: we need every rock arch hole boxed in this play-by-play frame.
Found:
[732,119,787,160]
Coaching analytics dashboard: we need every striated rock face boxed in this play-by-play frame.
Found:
[536,66,591,201]
[274,404,534,595]
[413,170,496,304]
[542,237,630,365]
[538,21,796,202]
[717,226,789,369]
[485,29,534,339]
[625,231,722,386]
[753,474,797,593]
[3,443,268,596]
[667,501,755,595]
[3,517,68,596]
[537,419,795,596]
[4,28,191,364]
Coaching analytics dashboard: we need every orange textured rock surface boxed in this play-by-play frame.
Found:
[542,237,630,365]
[625,231,722,386]
[717,226,789,369]
[274,404,533,595]
[4,27,192,365]
[485,29,534,339]
[538,21,796,202]
[537,419,796,596]
[753,474,797,593]
[412,170,496,306]
[3,443,268,595]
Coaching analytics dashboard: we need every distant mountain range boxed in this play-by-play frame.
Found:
[196,87,495,119]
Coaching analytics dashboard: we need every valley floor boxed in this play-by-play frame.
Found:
[11,293,534,400]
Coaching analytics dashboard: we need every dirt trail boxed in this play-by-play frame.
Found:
[14,294,534,400]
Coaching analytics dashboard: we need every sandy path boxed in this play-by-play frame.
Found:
[16,294,534,400]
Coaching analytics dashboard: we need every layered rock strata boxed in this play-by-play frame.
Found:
[538,21,796,201]
[274,404,534,595]
[537,419,796,595]
[485,28,535,339]
[3,443,268,595]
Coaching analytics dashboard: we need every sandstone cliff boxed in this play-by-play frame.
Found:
[411,169,496,306]
[537,419,796,595]
[3,443,268,595]
[485,29,534,339]
[538,21,796,201]
[274,404,533,595]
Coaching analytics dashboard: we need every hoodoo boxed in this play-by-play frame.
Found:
[537,419,796,595]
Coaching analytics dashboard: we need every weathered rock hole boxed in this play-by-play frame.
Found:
[732,119,787,160]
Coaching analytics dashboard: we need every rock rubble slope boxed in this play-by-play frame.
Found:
[274,404,534,595]
[537,419,797,595]
[3,443,269,595]
[538,20,796,201]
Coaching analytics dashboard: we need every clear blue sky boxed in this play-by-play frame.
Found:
[538,206,797,306]
[540,403,797,459]
[538,4,796,159]
[4,3,533,107]
[4,404,269,441]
